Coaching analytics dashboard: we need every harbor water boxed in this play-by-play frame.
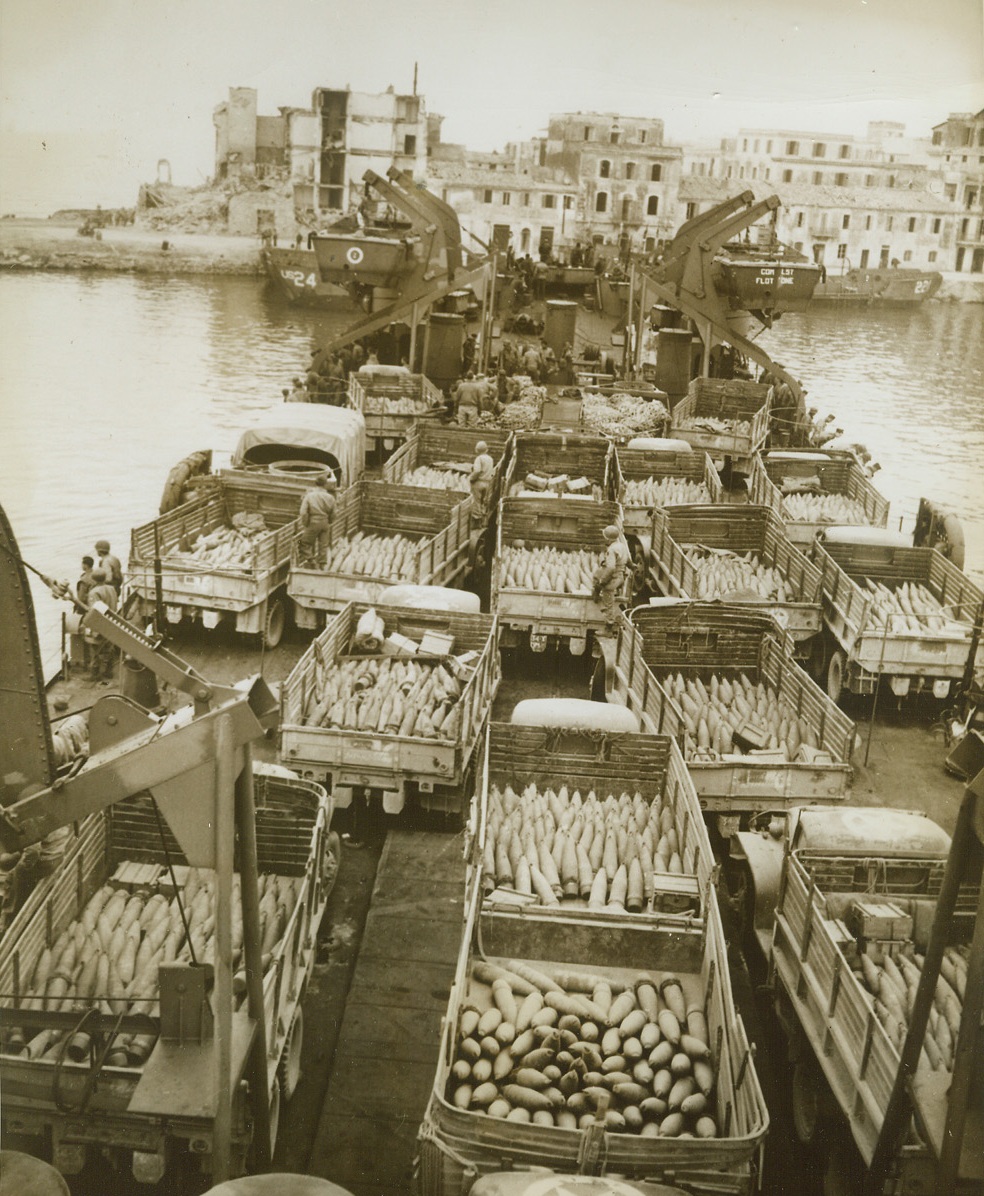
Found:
[1,270,981,673]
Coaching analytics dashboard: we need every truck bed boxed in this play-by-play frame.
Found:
[670,378,771,461]
[418,880,768,1196]
[494,497,624,646]
[0,775,333,1181]
[383,426,512,500]
[280,602,500,810]
[503,432,615,501]
[615,445,723,535]
[288,481,472,617]
[748,450,889,545]
[771,845,974,1170]
[473,723,716,919]
[649,505,823,641]
[813,539,983,680]
[347,372,444,452]
[128,478,302,613]
[611,604,855,813]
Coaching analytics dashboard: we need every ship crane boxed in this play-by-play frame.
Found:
[0,504,279,1184]
[632,191,819,406]
[309,166,497,371]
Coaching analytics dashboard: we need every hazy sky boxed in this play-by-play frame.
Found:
[1,0,981,213]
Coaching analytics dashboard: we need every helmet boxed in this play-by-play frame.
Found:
[95,539,110,552]
[603,525,619,541]
[475,441,488,454]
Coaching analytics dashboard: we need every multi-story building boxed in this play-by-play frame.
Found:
[426,158,579,259]
[213,85,429,220]
[543,113,683,254]
[693,121,936,191]
[677,174,952,274]
[930,109,984,273]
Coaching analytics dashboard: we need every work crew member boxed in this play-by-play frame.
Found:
[94,540,123,594]
[76,556,96,606]
[287,377,309,403]
[468,441,495,520]
[522,343,542,384]
[87,568,119,681]
[592,525,630,633]
[770,371,796,447]
[298,475,337,568]
[454,372,483,427]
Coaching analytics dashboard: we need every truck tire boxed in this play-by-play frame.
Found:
[279,1006,303,1101]
[791,1058,827,1150]
[826,648,846,705]
[263,598,286,649]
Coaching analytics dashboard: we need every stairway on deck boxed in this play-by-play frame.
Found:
[306,829,467,1196]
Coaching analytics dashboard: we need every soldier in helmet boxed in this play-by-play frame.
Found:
[592,524,630,633]
[94,539,123,594]
[298,474,337,568]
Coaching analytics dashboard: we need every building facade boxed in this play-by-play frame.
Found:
[543,113,683,255]
[930,110,984,273]
[213,85,429,221]
[426,158,579,259]
[678,175,952,274]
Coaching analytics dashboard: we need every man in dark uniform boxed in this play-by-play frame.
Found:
[94,540,122,594]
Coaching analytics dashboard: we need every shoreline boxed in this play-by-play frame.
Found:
[2,218,983,301]
[0,218,265,277]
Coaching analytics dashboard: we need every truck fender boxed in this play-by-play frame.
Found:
[729,828,786,959]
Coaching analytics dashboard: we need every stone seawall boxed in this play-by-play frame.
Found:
[0,220,265,277]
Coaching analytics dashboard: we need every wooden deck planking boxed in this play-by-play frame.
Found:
[306,828,465,1194]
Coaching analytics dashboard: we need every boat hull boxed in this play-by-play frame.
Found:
[811,268,943,306]
[262,248,354,307]
[713,258,820,314]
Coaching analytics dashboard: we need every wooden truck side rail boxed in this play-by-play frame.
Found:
[479,723,716,900]
[418,882,768,1196]
[504,432,615,500]
[771,853,919,1167]
[383,426,512,485]
[649,505,823,639]
[348,372,444,446]
[670,378,771,459]
[616,447,723,534]
[493,498,623,643]
[0,776,332,1182]
[130,480,301,577]
[288,482,472,615]
[613,606,854,812]
[280,602,500,807]
[813,540,983,676]
[748,450,890,545]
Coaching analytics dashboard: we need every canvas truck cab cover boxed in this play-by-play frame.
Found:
[232,404,367,487]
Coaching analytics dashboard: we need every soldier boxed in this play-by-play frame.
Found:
[592,525,630,633]
[468,441,495,521]
[298,475,337,567]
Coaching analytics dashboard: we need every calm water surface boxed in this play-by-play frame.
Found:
[1,272,981,672]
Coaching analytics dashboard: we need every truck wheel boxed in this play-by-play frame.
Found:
[791,1058,827,1149]
[263,598,286,649]
[826,649,846,705]
[809,633,829,683]
[279,1006,303,1101]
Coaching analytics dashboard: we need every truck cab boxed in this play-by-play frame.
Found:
[160,405,367,513]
